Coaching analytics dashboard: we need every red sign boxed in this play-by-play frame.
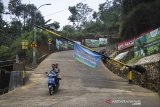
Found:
[118,29,153,51]
[118,39,134,50]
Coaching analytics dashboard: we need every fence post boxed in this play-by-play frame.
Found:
[128,67,133,84]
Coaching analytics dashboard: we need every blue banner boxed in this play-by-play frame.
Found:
[73,43,101,68]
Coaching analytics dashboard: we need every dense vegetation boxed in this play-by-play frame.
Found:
[61,0,160,41]
[0,0,52,61]
[0,0,160,61]
[120,0,160,40]
[59,0,121,40]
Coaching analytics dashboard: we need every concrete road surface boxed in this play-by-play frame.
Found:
[0,50,159,107]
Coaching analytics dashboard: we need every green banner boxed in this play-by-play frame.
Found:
[99,38,108,46]
[85,39,100,48]
[134,28,160,57]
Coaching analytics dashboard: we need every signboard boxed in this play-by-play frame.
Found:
[31,42,37,48]
[74,41,81,45]
[118,38,135,51]
[56,39,70,50]
[85,39,99,48]
[134,28,160,57]
[118,30,152,51]
[99,38,107,46]
[48,38,52,44]
[73,43,101,68]
[21,40,28,49]
[56,39,61,50]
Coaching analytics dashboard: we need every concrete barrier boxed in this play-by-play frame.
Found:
[8,71,29,91]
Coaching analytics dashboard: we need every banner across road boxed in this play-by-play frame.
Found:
[73,43,101,68]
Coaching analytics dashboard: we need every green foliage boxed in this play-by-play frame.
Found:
[0,0,3,14]
[46,21,60,30]
[0,0,4,27]
[24,4,45,31]
[0,45,13,60]
[67,0,122,39]
[92,11,98,20]
[36,31,50,44]
[8,0,22,17]
[25,49,32,63]
[83,21,106,34]
[59,25,76,39]
[9,18,22,38]
[8,1,45,32]
[0,1,48,62]
[126,56,141,65]
[0,30,50,61]
[53,21,60,30]
[98,0,121,36]
[68,6,77,24]
[122,0,156,15]
[68,2,93,27]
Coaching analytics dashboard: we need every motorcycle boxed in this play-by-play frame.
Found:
[46,72,60,95]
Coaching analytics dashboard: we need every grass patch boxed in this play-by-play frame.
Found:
[125,56,142,65]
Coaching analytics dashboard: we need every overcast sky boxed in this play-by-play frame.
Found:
[2,0,106,29]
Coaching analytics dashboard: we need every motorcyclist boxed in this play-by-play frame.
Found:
[55,63,61,79]
[49,64,58,74]
[48,64,59,85]
[55,63,60,73]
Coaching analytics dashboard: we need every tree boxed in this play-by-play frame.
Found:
[53,21,60,30]
[9,18,22,38]
[0,0,7,45]
[83,21,106,34]
[120,0,160,40]
[59,25,75,38]
[0,0,3,14]
[0,0,4,26]
[92,11,98,20]
[8,1,45,32]
[122,0,156,15]
[8,0,22,19]
[25,4,45,31]
[98,0,122,36]
[45,21,60,31]
[20,4,45,31]
[63,25,75,33]
[68,6,77,26]
[68,2,93,28]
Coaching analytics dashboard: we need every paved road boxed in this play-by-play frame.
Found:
[0,50,159,107]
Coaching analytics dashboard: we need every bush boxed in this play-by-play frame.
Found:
[0,45,13,60]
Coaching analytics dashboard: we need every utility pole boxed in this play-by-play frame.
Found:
[32,3,51,66]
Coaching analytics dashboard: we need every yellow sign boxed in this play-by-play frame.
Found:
[48,38,53,44]
[48,38,52,42]
[31,42,37,48]
[22,40,28,49]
